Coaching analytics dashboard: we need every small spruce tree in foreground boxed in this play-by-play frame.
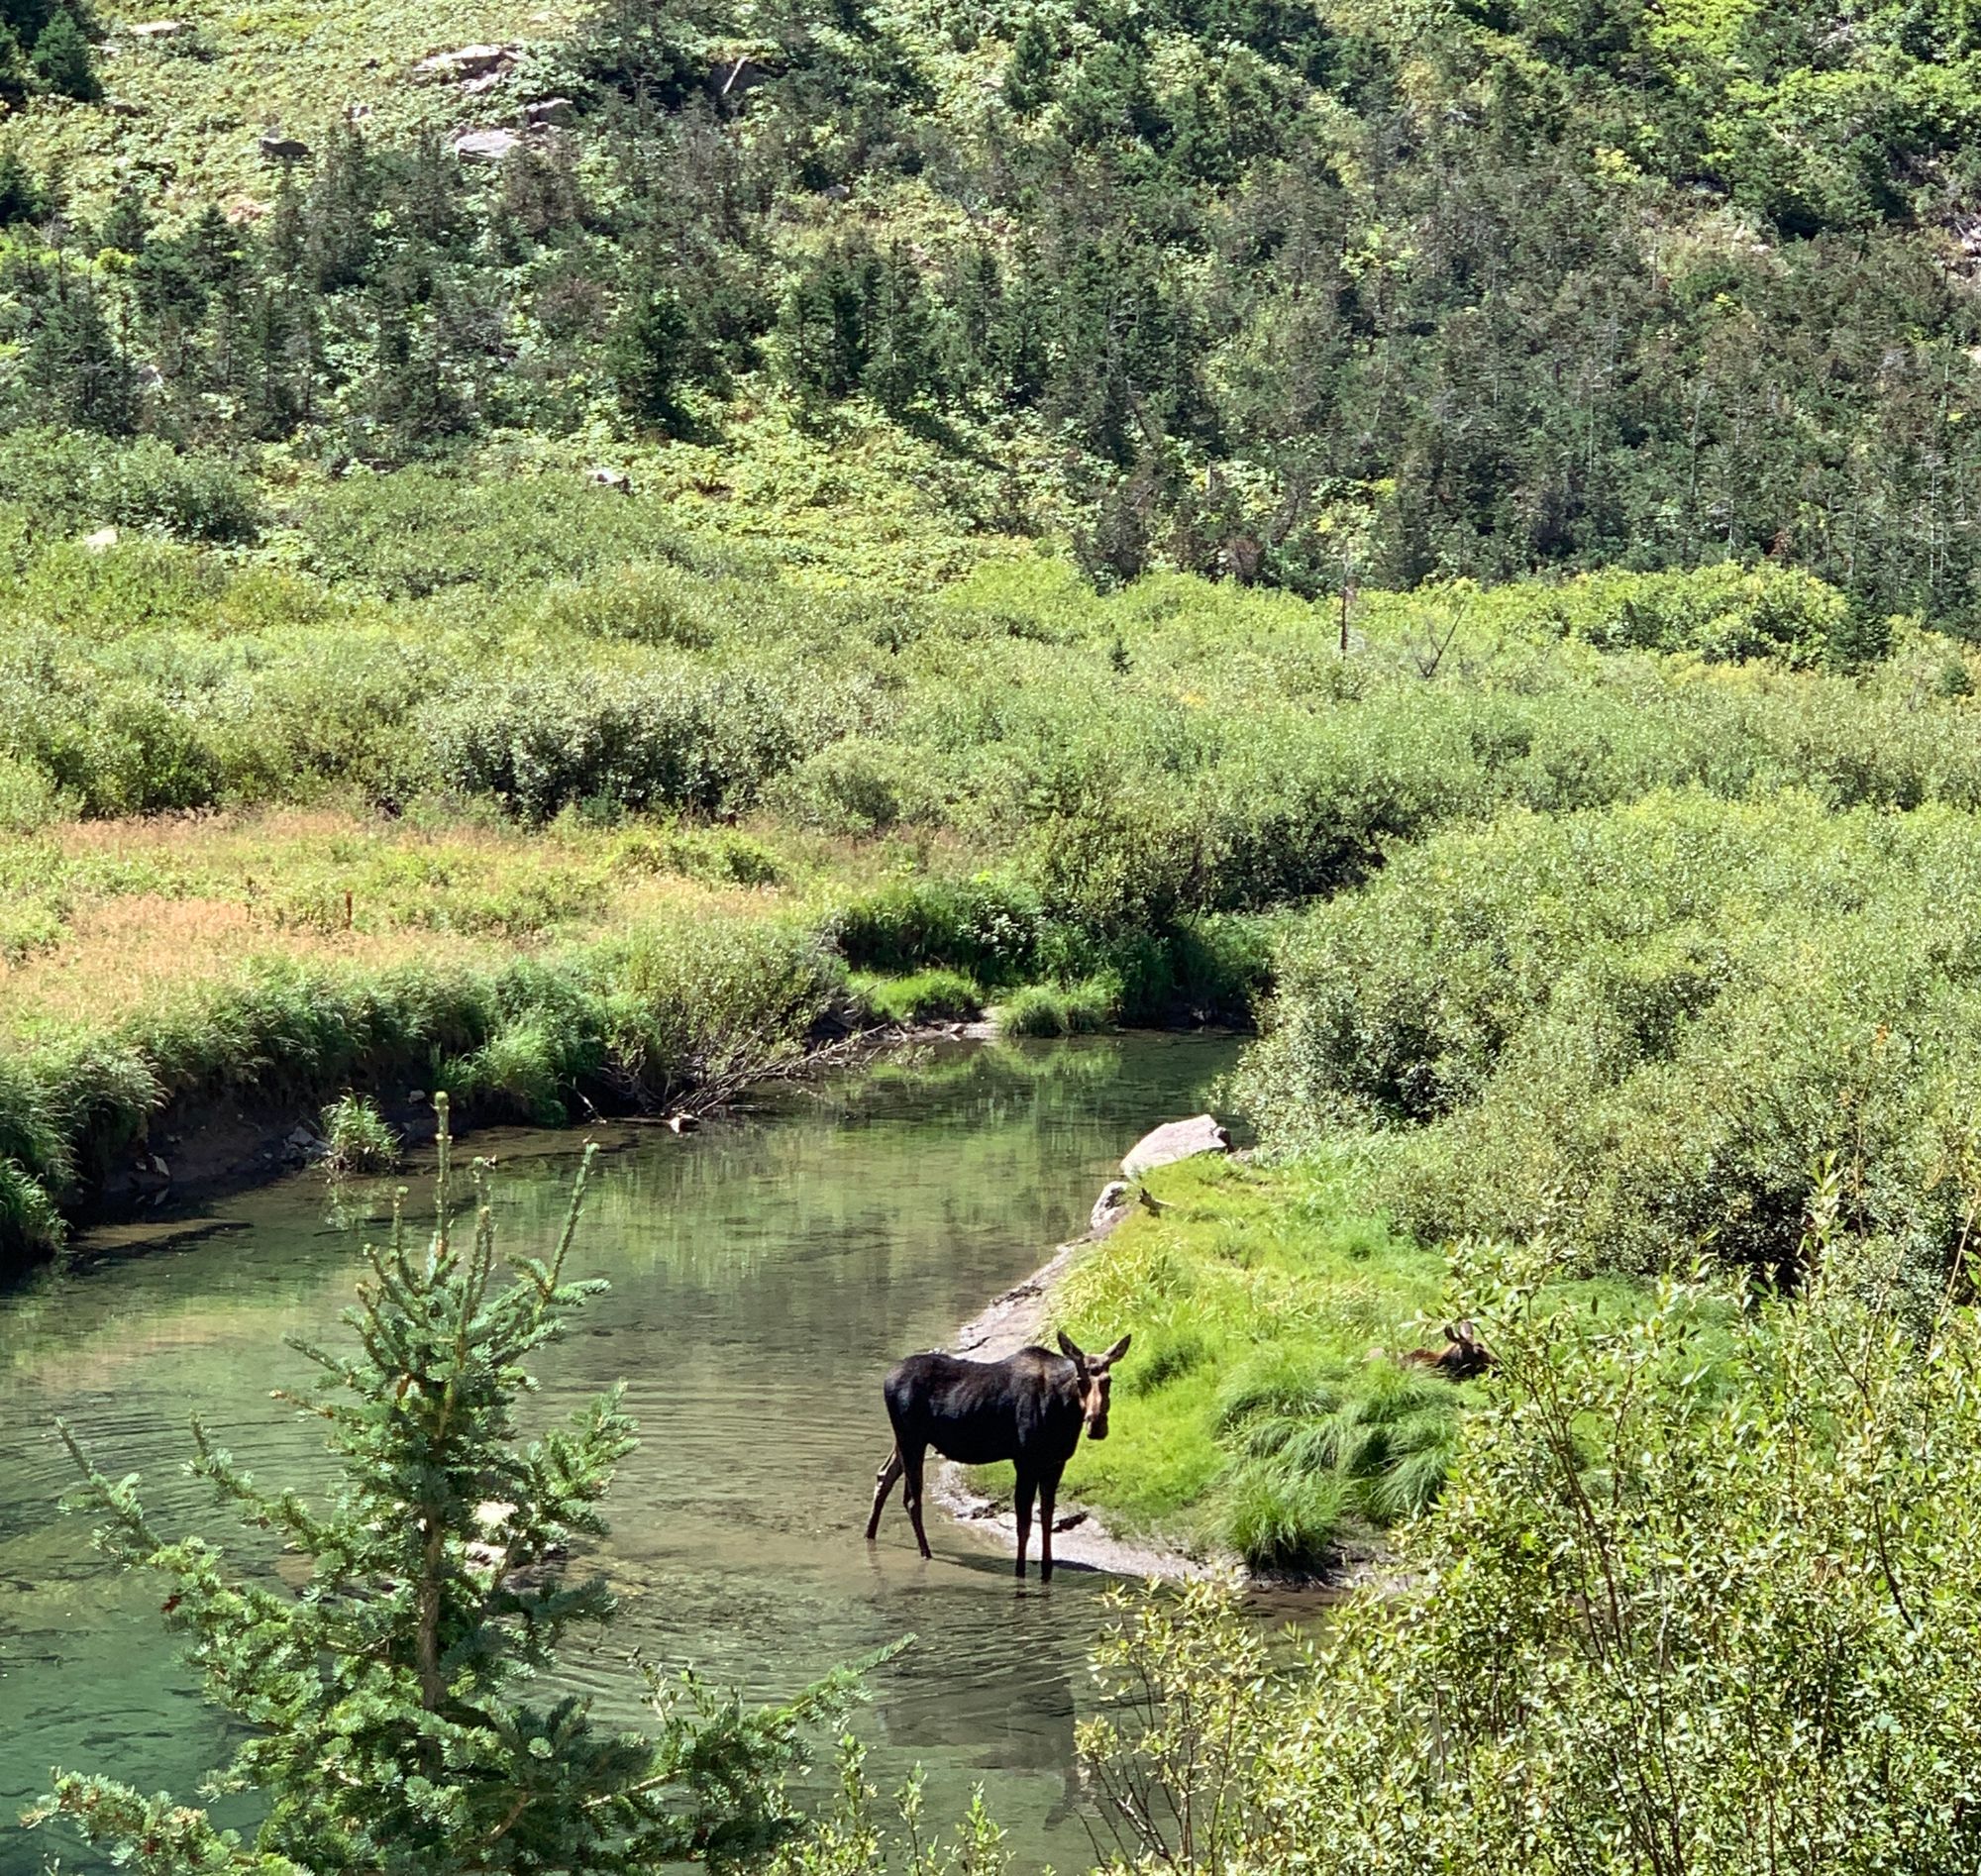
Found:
[31,1095,855,1876]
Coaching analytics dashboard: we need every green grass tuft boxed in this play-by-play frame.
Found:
[998,979,1119,1037]
[320,1094,400,1176]
[851,970,984,1025]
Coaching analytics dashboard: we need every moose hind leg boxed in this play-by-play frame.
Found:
[901,1443,933,1559]
[1038,1469,1061,1584]
[866,1447,904,1541]
[1014,1471,1037,1580]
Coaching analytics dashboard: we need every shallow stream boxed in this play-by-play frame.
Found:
[0,1033,1243,1873]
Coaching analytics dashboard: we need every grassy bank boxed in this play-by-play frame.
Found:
[0,900,846,1261]
[1022,1151,1650,1573]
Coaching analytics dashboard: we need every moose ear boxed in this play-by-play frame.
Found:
[1099,1333,1131,1365]
[1452,1319,1477,1343]
[1056,1329,1087,1363]
[1442,1322,1462,1343]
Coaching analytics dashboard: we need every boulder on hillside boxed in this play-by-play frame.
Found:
[1121,1114,1231,1181]
[416,43,513,79]
[126,19,184,37]
[586,466,632,494]
[452,127,520,162]
[525,96,573,126]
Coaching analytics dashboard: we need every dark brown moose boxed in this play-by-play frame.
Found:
[1402,1318,1497,1381]
[866,1330,1131,1581]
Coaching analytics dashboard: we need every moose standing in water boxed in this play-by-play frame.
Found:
[866,1331,1131,1581]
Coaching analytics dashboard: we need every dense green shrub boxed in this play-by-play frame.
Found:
[835,875,1048,985]
[0,431,261,543]
[1080,1242,1981,1874]
[1239,789,1981,1275]
[293,472,738,597]
[421,666,827,822]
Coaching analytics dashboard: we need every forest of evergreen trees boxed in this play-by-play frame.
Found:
[11,0,1981,625]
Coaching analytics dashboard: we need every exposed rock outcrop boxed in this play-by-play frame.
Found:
[1121,1113,1231,1180]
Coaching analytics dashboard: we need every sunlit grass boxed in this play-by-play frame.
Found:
[0,806,814,1041]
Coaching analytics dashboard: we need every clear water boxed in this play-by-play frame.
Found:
[0,1033,1243,1873]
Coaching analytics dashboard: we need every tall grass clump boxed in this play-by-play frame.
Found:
[319,1094,399,1175]
[849,970,984,1025]
[998,979,1119,1037]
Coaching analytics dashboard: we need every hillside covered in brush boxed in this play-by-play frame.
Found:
[3,0,1981,619]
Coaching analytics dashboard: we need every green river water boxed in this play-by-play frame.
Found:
[0,1033,1244,1874]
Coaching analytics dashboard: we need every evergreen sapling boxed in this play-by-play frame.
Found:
[31,1094,858,1876]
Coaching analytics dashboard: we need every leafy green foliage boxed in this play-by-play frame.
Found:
[1080,1213,1981,1873]
[31,1099,860,1875]
[1241,788,1981,1278]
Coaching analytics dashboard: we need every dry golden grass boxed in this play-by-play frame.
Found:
[0,894,492,1038]
[0,808,799,1040]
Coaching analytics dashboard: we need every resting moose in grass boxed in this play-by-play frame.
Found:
[866,1331,1131,1582]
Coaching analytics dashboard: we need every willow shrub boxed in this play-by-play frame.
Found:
[1239,789,1981,1277]
[1081,1221,1981,1876]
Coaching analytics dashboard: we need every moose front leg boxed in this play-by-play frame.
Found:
[1038,1467,1062,1584]
[866,1447,904,1541]
[1014,1469,1037,1579]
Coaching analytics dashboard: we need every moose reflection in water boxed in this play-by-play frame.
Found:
[867,1331,1132,1581]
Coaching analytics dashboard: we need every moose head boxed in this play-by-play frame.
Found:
[1057,1329,1132,1440]
[1403,1318,1496,1380]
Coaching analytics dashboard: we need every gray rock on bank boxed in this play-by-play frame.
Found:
[1091,1179,1132,1236]
[1121,1113,1231,1180]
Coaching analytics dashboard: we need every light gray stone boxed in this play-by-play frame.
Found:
[525,96,573,126]
[453,128,521,163]
[416,43,512,78]
[1121,1113,1231,1181]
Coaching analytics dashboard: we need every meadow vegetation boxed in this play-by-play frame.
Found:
[23,497,1974,1275]
[17,0,1981,1860]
